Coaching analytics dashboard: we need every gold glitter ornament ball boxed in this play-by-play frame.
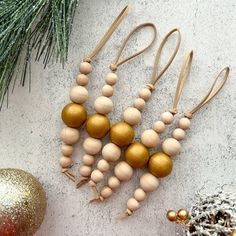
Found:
[0,169,47,236]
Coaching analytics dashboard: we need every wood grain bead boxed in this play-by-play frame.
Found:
[140,173,159,192]
[97,159,110,172]
[61,144,73,156]
[161,111,174,124]
[94,96,113,114]
[76,74,89,86]
[60,127,80,145]
[60,156,72,168]
[102,85,114,97]
[139,88,151,101]
[172,128,186,140]
[153,120,166,133]
[108,176,120,189]
[90,169,104,183]
[102,143,121,162]
[179,117,191,130]
[69,86,88,104]
[123,107,141,126]
[100,186,113,199]
[162,138,181,156]
[83,137,102,155]
[79,165,92,177]
[79,62,92,74]
[141,129,160,148]
[105,72,118,85]
[127,198,140,211]
[82,154,95,166]
[114,161,133,181]
[133,98,146,111]
[134,188,146,202]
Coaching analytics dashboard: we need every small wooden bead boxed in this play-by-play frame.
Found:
[123,107,142,126]
[114,161,133,181]
[172,128,186,141]
[61,144,73,156]
[134,188,146,202]
[97,159,110,172]
[161,111,174,124]
[79,165,92,177]
[79,62,92,74]
[179,117,191,130]
[162,138,181,156]
[90,169,104,183]
[60,127,80,145]
[102,85,114,97]
[108,176,120,189]
[60,156,72,168]
[153,120,166,133]
[76,74,89,86]
[100,186,113,199]
[105,72,118,85]
[82,154,95,166]
[140,173,159,192]
[83,137,102,155]
[141,129,160,148]
[94,96,113,114]
[139,88,151,101]
[127,198,140,211]
[133,98,146,111]
[69,86,88,104]
[102,143,121,162]
[88,180,96,187]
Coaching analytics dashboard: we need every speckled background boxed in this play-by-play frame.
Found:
[0,0,235,235]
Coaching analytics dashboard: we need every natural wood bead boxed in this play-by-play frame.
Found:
[90,169,103,183]
[102,85,114,97]
[97,159,110,172]
[133,98,146,111]
[179,117,191,130]
[82,154,95,166]
[102,143,121,162]
[139,88,151,101]
[108,176,120,189]
[100,186,113,199]
[76,74,89,86]
[105,72,118,85]
[140,173,159,192]
[141,129,160,148]
[162,138,181,156]
[60,156,72,168]
[79,62,92,74]
[69,86,88,104]
[83,137,102,155]
[61,144,73,156]
[134,188,146,202]
[123,107,141,126]
[161,111,174,124]
[172,128,186,140]
[127,198,140,211]
[153,120,166,133]
[114,161,133,181]
[94,96,113,114]
[79,165,92,177]
[60,127,80,145]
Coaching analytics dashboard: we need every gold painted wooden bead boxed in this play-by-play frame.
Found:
[177,209,189,221]
[90,169,103,183]
[83,137,102,155]
[148,152,173,177]
[110,122,134,147]
[105,72,118,85]
[69,86,88,104]
[60,156,72,168]
[162,138,181,156]
[141,129,160,148]
[139,88,151,101]
[134,188,146,202]
[172,128,186,141]
[97,159,110,172]
[94,96,113,114]
[102,85,114,97]
[179,117,191,130]
[100,186,113,198]
[161,111,174,124]
[61,144,73,156]
[86,114,110,139]
[114,161,133,181]
[127,198,140,211]
[166,210,177,222]
[60,127,80,145]
[153,120,166,133]
[140,173,159,192]
[79,62,92,74]
[61,103,87,128]
[108,176,120,189]
[124,142,149,169]
[133,98,146,111]
[79,165,92,177]
[123,107,141,126]
[82,154,95,166]
[102,143,121,162]
[76,74,89,86]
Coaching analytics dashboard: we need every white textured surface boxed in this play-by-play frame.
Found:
[0,0,236,235]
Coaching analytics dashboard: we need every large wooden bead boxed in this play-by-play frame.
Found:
[123,107,141,126]
[105,72,118,85]
[60,156,72,168]
[133,98,146,111]
[148,152,173,177]
[97,159,110,172]
[79,165,92,177]
[141,129,160,148]
[94,96,113,114]
[124,142,149,169]
[179,117,191,130]
[139,88,151,101]
[83,137,102,155]
[110,122,134,147]
[162,138,181,156]
[79,62,92,74]
[100,186,113,199]
[82,154,95,166]
[102,143,121,162]
[161,111,174,124]
[153,120,166,133]
[102,85,114,97]
[69,86,88,104]
[60,127,80,145]
[140,173,159,192]
[76,74,89,86]
[127,198,140,211]
[172,128,186,141]
[134,188,146,202]
[61,103,87,128]
[114,161,133,181]
[86,114,110,139]
[90,169,103,183]
[108,176,120,189]
[61,144,73,156]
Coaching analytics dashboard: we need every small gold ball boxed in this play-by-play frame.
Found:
[124,142,149,169]
[177,209,189,221]
[166,210,177,222]
[61,103,87,128]
[86,114,110,139]
[148,152,173,177]
[110,122,134,147]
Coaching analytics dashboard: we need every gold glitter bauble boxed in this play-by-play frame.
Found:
[0,169,47,236]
